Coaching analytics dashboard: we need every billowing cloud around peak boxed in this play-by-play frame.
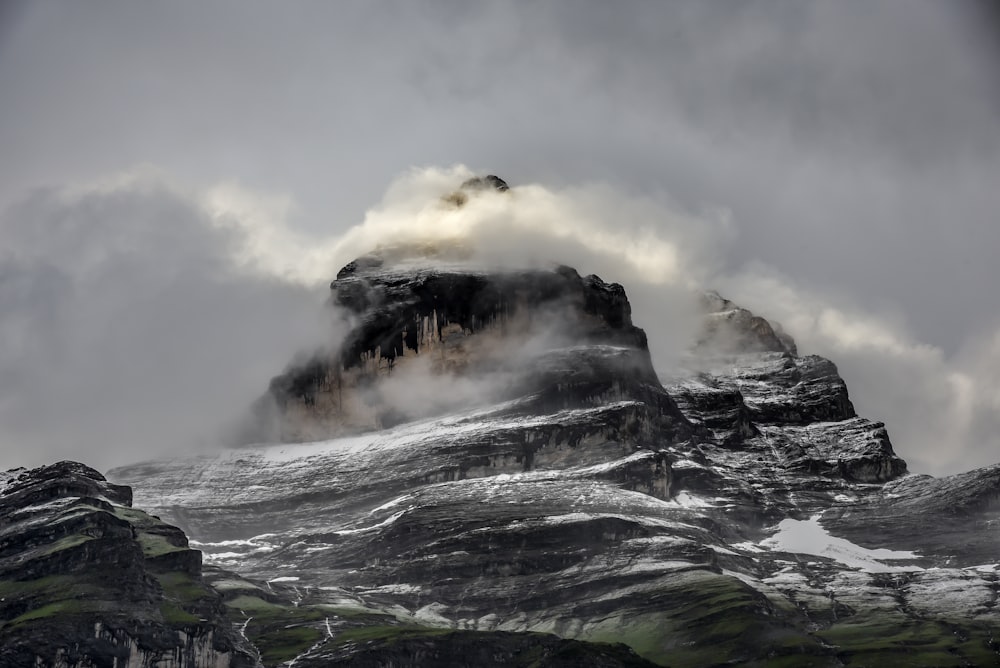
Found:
[1,165,998,477]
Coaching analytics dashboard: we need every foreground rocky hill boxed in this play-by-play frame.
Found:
[0,461,654,667]
[108,233,998,666]
[0,462,256,667]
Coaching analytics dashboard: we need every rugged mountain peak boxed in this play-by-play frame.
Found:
[664,291,907,482]
[695,289,797,356]
[460,173,509,192]
[257,255,691,443]
[442,173,510,207]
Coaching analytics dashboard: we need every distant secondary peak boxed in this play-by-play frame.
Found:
[461,174,509,192]
[444,174,511,207]
[695,290,797,356]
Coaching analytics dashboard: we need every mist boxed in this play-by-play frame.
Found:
[2,164,999,477]
[0,170,336,471]
[2,3,998,477]
[321,166,1000,477]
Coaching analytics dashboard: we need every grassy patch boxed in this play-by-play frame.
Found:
[155,572,209,604]
[159,602,200,625]
[0,575,77,598]
[224,595,286,613]
[819,616,995,667]
[0,575,110,632]
[333,624,452,645]
[151,571,216,629]
[7,600,94,626]
[112,507,151,523]
[38,533,93,556]
[317,604,395,621]
[138,533,186,558]
[584,570,826,667]
[256,626,325,665]
[232,602,331,666]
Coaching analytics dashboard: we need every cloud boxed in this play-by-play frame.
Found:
[0,169,337,471]
[1,164,996,478]
[0,165,725,470]
[314,166,1000,476]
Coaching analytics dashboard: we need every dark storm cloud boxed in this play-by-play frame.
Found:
[0,2,998,474]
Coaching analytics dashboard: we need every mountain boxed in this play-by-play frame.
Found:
[4,179,999,666]
[0,461,257,667]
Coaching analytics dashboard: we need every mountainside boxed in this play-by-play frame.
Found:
[4,179,999,667]
[0,461,256,667]
[106,244,999,666]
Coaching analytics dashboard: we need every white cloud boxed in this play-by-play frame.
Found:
[0,169,337,471]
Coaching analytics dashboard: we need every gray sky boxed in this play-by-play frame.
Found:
[1,1,998,475]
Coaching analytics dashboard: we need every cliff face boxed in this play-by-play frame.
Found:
[257,251,690,446]
[0,462,255,668]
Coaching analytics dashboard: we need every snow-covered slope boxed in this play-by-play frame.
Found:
[109,248,1000,667]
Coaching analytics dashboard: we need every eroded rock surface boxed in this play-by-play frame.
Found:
[256,254,690,446]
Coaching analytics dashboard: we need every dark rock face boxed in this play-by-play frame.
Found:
[258,259,692,444]
[0,462,255,668]
[460,174,509,192]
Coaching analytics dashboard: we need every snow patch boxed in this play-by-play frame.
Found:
[670,491,717,508]
[710,545,739,556]
[369,494,413,514]
[761,515,923,573]
[334,508,409,536]
[413,602,452,625]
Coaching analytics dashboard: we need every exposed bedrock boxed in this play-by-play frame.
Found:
[0,462,255,668]
[255,257,693,446]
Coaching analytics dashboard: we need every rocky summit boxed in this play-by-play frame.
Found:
[4,181,1000,666]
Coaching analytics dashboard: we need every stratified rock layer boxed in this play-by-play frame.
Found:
[0,462,255,668]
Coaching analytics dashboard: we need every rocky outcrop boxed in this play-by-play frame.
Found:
[695,290,797,356]
[0,462,255,668]
[256,255,691,445]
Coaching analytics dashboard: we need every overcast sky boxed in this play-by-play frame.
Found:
[1,1,998,475]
